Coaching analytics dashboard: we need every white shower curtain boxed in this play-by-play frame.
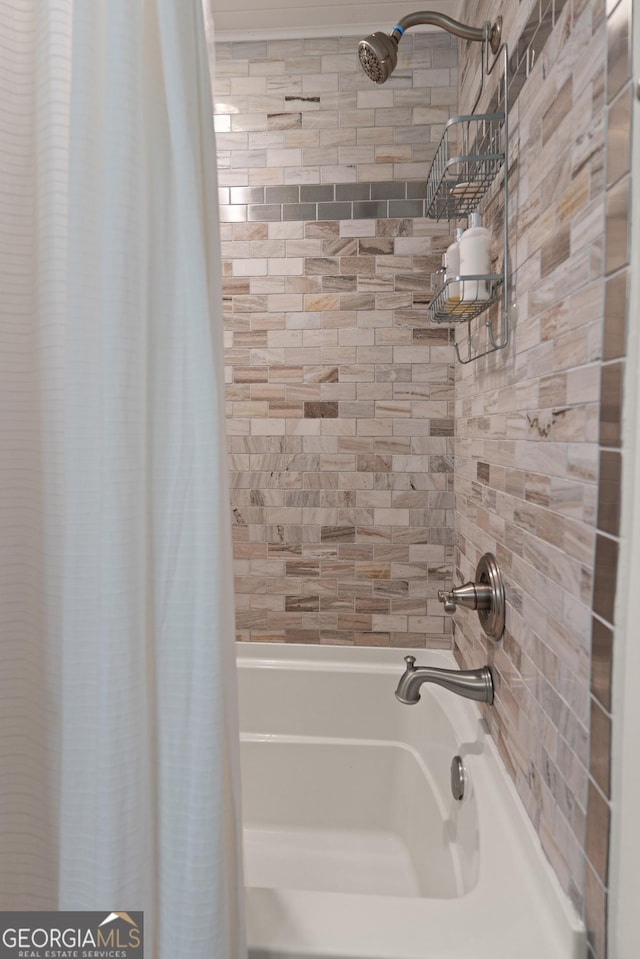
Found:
[0,1,245,956]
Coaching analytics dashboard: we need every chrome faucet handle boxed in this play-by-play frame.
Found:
[403,655,416,669]
[437,589,458,614]
[437,553,505,641]
[438,581,492,613]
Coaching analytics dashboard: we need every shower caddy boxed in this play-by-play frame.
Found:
[425,35,510,364]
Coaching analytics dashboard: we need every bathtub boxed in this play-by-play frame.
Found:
[237,643,586,959]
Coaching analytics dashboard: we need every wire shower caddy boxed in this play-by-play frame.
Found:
[425,41,510,364]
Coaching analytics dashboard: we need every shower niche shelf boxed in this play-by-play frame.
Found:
[424,39,510,365]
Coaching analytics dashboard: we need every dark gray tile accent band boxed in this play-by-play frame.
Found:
[220,179,428,222]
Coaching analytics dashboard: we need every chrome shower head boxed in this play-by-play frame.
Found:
[358,13,501,84]
[357,30,400,84]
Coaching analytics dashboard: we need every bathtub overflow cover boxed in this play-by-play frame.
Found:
[450,755,465,801]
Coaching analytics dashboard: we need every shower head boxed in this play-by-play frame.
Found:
[358,30,400,84]
[358,13,502,84]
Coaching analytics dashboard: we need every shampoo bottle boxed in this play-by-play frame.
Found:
[444,227,464,309]
[459,212,490,301]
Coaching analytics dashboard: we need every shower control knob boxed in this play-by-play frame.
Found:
[438,593,457,614]
[438,581,492,612]
[437,553,505,641]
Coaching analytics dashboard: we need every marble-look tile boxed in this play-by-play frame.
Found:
[597,449,621,536]
[605,176,630,274]
[589,697,611,797]
[584,859,607,959]
[590,617,613,711]
[603,269,628,360]
[216,17,618,955]
[592,534,618,625]
[451,4,622,951]
[607,0,631,103]
[606,86,632,188]
[585,780,610,883]
[599,360,623,448]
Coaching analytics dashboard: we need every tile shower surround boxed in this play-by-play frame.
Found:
[213,3,622,956]
[215,33,460,647]
[453,1,628,957]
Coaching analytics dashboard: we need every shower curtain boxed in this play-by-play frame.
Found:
[0,1,245,956]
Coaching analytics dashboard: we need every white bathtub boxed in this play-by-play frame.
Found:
[237,643,586,959]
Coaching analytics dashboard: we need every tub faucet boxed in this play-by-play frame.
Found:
[395,655,494,705]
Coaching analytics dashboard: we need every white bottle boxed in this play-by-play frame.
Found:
[444,227,464,309]
[459,212,491,301]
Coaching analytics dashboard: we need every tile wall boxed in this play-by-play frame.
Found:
[214,33,460,646]
[453,1,627,956]
[212,2,624,954]
[589,0,631,953]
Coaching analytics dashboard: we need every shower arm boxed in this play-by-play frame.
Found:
[358,12,503,89]
[391,12,502,55]
[394,14,500,113]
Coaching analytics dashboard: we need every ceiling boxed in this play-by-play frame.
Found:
[208,0,465,41]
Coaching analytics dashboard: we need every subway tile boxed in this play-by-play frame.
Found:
[301,184,335,202]
[352,200,389,219]
[507,64,528,111]
[542,76,573,147]
[388,199,425,218]
[517,6,540,69]
[282,202,318,221]
[321,526,356,543]
[599,360,623,448]
[285,595,320,612]
[317,201,354,220]
[603,270,628,360]
[607,0,631,102]
[247,204,282,221]
[606,86,632,187]
[231,40,268,60]
[371,181,407,200]
[605,177,630,273]
[541,224,571,277]
[406,181,428,199]
[231,113,268,133]
[220,204,248,222]
[585,780,610,883]
[307,220,340,238]
[336,183,371,200]
[591,618,613,712]
[584,860,607,959]
[592,534,618,625]
[265,185,300,203]
[304,402,338,418]
[589,698,611,797]
[267,112,303,132]
[597,450,621,536]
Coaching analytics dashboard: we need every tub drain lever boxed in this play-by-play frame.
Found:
[437,552,505,641]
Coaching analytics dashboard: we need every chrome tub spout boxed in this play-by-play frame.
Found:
[395,655,494,705]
